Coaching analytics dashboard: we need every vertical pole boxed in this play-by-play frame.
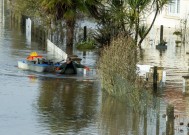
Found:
[160,25,163,44]
[166,105,174,135]
[20,15,26,33]
[44,30,47,48]
[39,28,42,41]
[144,106,147,135]
[42,29,44,44]
[153,66,158,90]
[83,51,86,57]
[3,0,4,25]
[31,21,34,40]
[156,98,160,135]
[84,26,87,41]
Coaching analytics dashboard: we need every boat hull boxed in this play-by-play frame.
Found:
[18,61,59,72]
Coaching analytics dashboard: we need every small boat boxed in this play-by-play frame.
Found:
[17,52,61,73]
[18,60,60,72]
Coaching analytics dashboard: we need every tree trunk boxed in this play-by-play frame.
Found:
[66,19,75,47]
[138,2,159,48]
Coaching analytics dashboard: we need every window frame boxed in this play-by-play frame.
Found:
[168,0,180,16]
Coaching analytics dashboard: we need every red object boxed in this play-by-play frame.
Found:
[27,55,43,61]
[84,66,90,71]
[55,67,60,71]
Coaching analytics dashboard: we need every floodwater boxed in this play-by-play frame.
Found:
[1,1,189,135]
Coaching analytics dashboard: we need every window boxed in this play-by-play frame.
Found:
[168,0,180,15]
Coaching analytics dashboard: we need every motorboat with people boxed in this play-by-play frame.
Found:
[17,52,90,74]
[17,52,61,73]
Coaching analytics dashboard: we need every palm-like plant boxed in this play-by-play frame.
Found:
[95,0,170,48]
[40,0,101,47]
[127,0,151,45]
[94,0,129,46]
[10,0,40,17]
[137,0,171,48]
[12,0,101,46]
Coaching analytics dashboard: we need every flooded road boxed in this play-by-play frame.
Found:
[1,1,189,135]
[0,2,102,135]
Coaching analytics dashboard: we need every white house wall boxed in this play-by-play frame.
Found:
[146,0,189,29]
[180,0,189,18]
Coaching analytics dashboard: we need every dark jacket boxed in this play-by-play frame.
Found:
[59,61,85,74]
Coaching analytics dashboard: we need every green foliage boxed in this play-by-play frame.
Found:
[10,0,102,27]
[95,0,170,47]
[173,30,182,36]
[98,35,138,95]
[76,39,96,50]
[97,34,155,109]
[98,35,150,107]
[38,0,102,21]
[10,0,102,47]
[175,40,181,44]
[127,0,151,11]
[94,0,129,46]
[10,0,40,17]
[139,25,148,38]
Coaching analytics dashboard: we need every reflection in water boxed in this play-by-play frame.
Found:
[37,78,100,134]
[140,26,189,134]
[28,75,37,82]
[2,0,189,134]
[99,94,132,135]
[99,92,164,135]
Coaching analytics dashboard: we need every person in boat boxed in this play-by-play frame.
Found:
[27,52,43,64]
[56,57,90,74]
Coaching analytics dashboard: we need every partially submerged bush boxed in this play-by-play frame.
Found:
[173,30,182,37]
[76,38,96,50]
[175,40,181,44]
[98,35,138,94]
[98,35,151,108]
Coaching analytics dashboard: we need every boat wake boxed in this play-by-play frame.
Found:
[0,65,98,81]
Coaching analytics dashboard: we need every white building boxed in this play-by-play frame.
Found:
[147,0,189,28]
[143,0,189,50]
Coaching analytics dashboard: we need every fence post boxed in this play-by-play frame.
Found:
[153,66,158,90]
[160,25,163,44]
[166,105,174,135]
[84,26,87,41]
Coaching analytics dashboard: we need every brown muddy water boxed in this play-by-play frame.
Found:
[1,1,189,135]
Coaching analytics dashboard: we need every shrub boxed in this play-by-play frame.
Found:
[98,35,138,94]
[97,35,152,109]
[76,39,96,50]
[173,30,182,36]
